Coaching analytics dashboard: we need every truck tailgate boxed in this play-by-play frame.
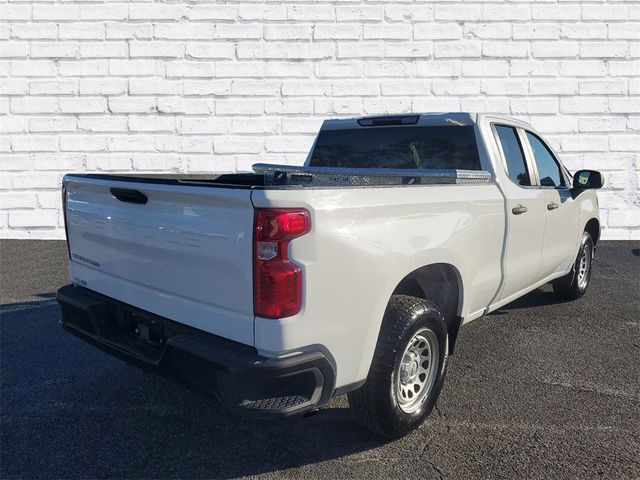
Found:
[63,176,255,346]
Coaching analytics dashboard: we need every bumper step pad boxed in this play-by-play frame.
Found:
[56,284,336,418]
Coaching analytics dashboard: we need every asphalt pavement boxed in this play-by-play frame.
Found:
[1,240,639,479]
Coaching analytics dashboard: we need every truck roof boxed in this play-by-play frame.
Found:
[320,112,534,131]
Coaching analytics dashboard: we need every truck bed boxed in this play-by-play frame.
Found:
[67,163,493,191]
[63,165,495,350]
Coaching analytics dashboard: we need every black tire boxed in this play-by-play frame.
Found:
[553,231,594,301]
[348,295,448,439]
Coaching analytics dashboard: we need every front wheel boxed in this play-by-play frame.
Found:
[348,295,448,439]
[553,231,594,300]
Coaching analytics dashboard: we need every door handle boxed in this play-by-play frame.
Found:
[547,202,559,210]
[110,188,147,204]
[512,205,528,215]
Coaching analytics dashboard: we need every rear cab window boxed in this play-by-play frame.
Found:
[308,126,481,170]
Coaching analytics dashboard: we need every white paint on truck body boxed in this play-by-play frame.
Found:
[252,182,505,386]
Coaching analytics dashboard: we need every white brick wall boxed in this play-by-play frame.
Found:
[1,0,639,240]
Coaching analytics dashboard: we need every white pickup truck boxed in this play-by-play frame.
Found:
[57,113,603,438]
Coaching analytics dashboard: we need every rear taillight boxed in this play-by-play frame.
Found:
[253,208,311,319]
[61,184,71,259]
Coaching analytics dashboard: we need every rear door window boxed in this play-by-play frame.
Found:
[308,126,481,170]
[494,125,531,187]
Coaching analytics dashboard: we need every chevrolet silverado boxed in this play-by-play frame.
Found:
[57,113,603,438]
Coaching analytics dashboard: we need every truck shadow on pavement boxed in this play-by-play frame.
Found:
[497,287,567,311]
[1,299,399,480]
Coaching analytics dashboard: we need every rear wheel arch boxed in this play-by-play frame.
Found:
[391,263,464,355]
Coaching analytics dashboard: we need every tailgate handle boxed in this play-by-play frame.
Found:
[110,188,147,205]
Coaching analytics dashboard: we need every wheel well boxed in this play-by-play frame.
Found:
[392,263,463,355]
[585,218,600,245]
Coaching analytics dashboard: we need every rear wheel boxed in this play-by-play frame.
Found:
[348,295,448,439]
[553,231,594,300]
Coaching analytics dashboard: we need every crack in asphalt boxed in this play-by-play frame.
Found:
[433,420,631,435]
[540,379,640,401]
[447,373,640,402]
[419,403,450,480]
[0,300,57,313]
[434,403,451,434]
[424,457,447,480]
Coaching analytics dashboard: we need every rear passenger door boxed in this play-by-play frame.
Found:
[492,125,547,301]
[522,131,580,278]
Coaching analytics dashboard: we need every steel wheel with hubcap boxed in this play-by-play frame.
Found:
[553,231,594,300]
[396,328,439,414]
[576,242,592,290]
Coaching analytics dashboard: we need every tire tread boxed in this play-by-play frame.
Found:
[553,231,593,301]
[348,295,445,438]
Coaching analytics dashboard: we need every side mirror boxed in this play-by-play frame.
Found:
[573,169,603,190]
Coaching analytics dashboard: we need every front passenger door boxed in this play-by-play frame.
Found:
[524,131,580,278]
